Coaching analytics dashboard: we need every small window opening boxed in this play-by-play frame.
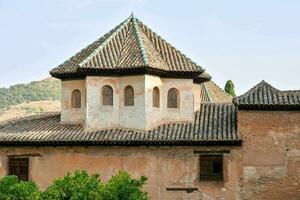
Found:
[9,157,29,181]
[200,155,223,181]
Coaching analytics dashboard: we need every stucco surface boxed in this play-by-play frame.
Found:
[0,146,241,200]
[63,75,195,131]
[61,80,85,123]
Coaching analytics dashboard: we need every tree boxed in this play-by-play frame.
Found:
[102,171,149,200]
[42,170,103,200]
[0,176,41,200]
[42,170,149,200]
[225,80,236,97]
[0,170,150,200]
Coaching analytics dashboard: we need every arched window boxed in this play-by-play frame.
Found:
[167,88,180,108]
[152,87,160,107]
[101,85,113,106]
[124,85,134,106]
[71,89,81,108]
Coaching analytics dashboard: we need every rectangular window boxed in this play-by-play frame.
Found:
[200,155,223,181]
[9,157,29,181]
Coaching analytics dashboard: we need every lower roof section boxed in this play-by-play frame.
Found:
[0,103,240,146]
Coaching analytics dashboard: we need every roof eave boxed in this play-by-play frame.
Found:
[0,140,242,147]
[51,66,203,80]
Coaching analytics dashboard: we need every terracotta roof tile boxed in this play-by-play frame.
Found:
[50,15,204,79]
[199,81,232,103]
[234,80,300,109]
[0,104,240,146]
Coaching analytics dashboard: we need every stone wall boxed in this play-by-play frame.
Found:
[0,146,241,200]
[238,110,300,200]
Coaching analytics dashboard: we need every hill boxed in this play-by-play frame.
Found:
[0,100,60,121]
[0,77,60,110]
[0,77,61,121]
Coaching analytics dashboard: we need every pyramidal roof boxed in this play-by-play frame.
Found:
[233,80,300,109]
[50,14,205,79]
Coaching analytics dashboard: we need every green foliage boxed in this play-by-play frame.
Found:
[102,171,149,200]
[225,80,236,97]
[0,78,60,110]
[0,171,149,200]
[42,170,103,200]
[0,176,41,200]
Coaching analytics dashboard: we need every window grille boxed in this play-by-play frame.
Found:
[102,85,113,106]
[124,86,134,106]
[9,158,29,181]
[167,88,179,108]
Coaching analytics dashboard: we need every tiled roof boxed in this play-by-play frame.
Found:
[50,15,204,79]
[199,81,232,103]
[0,103,240,146]
[233,80,300,110]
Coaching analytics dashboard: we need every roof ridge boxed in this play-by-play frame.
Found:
[132,16,148,65]
[79,16,133,67]
[235,80,280,100]
[135,18,204,72]
[210,80,233,99]
[113,20,137,67]
[137,23,171,70]
[203,82,212,102]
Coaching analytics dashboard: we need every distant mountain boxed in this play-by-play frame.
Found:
[0,77,61,110]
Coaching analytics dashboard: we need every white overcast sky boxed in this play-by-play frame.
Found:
[0,0,299,95]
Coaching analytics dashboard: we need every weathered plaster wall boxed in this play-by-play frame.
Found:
[238,111,300,200]
[144,75,163,129]
[61,80,85,123]
[85,76,120,130]
[161,78,194,123]
[118,76,146,130]
[0,146,241,200]
[83,75,195,131]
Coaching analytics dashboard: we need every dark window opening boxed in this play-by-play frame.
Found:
[200,155,223,181]
[9,158,29,181]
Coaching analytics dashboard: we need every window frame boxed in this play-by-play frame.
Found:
[71,89,81,109]
[152,86,160,108]
[167,88,180,109]
[199,155,223,181]
[124,85,134,106]
[101,85,114,106]
[8,157,29,181]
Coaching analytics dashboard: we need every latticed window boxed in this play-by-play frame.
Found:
[152,87,160,107]
[124,85,134,106]
[167,88,179,108]
[101,85,113,106]
[71,89,81,108]
[200,155,223,181]
[9,158,29,181]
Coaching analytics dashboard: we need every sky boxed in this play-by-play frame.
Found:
[0,0,299,95]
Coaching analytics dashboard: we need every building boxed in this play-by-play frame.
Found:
[0,15,299,200]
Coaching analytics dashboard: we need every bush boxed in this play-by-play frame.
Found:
[0,171,149,200]
[102,171,149,200]
[0,176,41,200]
[42,170,103,200]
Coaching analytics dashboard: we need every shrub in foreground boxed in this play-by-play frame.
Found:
[42,170,103,200]
[0,176,40,200]
[0,170,149,200]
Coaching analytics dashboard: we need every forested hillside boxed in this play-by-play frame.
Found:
[0,77,60,109]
